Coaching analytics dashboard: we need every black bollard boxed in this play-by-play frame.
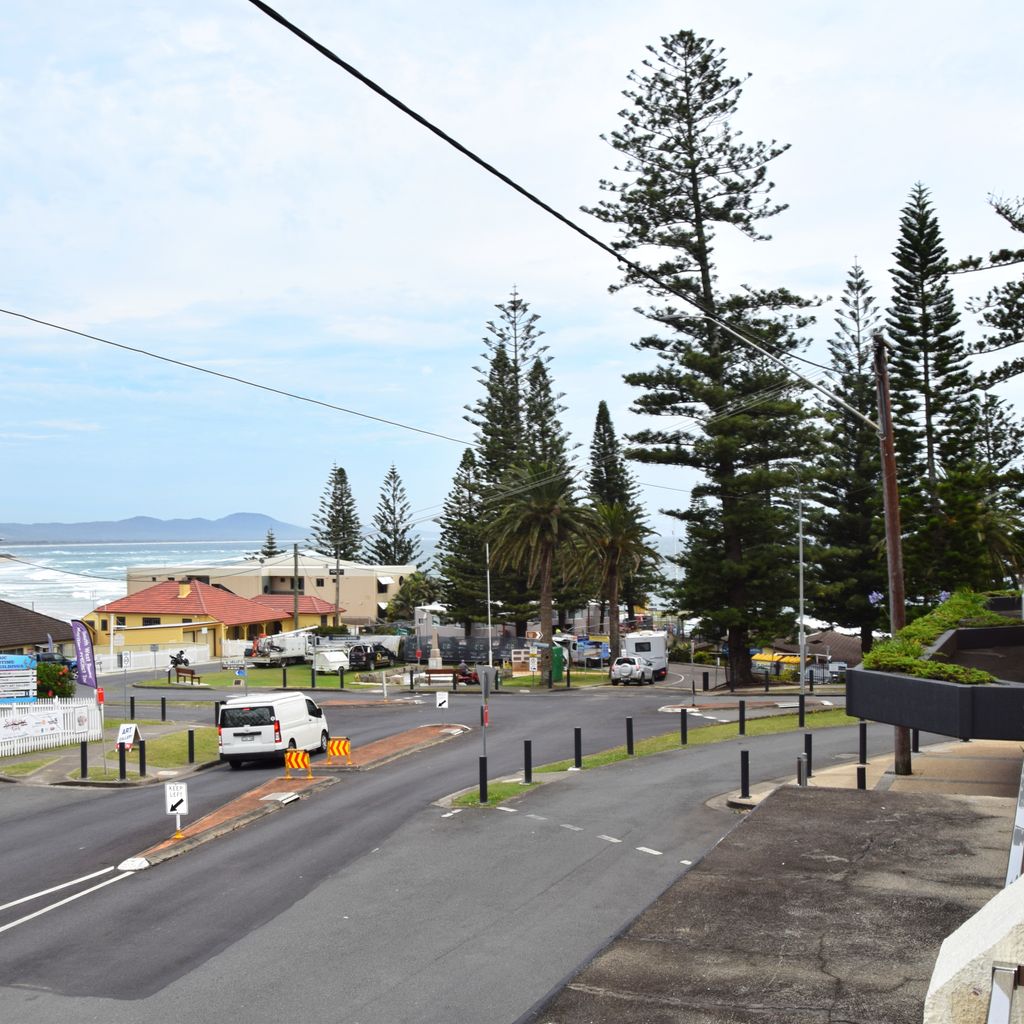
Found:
[804,732,813,778]
[680,709,688,745]
[740,749,750,799]
[129,695,135,719]
[118,742,127,781]
[479,755,488,803]
[139,739,147,778]
[798,693,806,729]
[80,740,88,779]
[524,739,533,784]
[339,667,345,690]
[574,727,582,769]
[739,699,746,735]
[214,700,221,726]
[764,673,770,694]
[912,728,919,753]
[160,696,166,722]
[858,719,867,765]
[188,729,195,764]
[626,716,635,756]
[311,666,316,689]
[857,764,867,790]
[409,667,415,690]
[702,671,709,692]
[282,665,287,688]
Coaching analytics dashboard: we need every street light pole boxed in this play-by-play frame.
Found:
[798,487,806,694]
[486,541,493,668]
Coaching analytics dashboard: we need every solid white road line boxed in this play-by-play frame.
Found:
[0,866,116,914]
[0,873,132,935]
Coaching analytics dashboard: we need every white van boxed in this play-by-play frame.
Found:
[218,692,329,769]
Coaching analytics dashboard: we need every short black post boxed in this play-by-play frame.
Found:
[311,666,317,689]
[166,667,171,684]
[804,732,813,778]
[739,699,746,735]
[188,729,195,764]
[494,669,501,691]
[80,740,88,779]
[339,667,345,690]
[626,716,635,756]
[129,695,135,719]
[858,719,867,765]
[282,665,287,688]
[857,764,867,790]
[565,661,571,689]
[574,726,582,769]
[214,700,221,726]
[160,696,166,722]
[118,743,127,781]
[912,728,920,753]
[680,709,688,745]
[797,754,808,786]
[139,739,147,778]
[702,671,709,692]
[764,673,769,694]
[808,668,815,693]
[740,749,750,799]
[479,755,488,803]
[524,739,533,784]
[409,667,414,690]
[798,693,806,729]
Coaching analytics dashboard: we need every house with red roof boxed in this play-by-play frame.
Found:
[82,579,327,660]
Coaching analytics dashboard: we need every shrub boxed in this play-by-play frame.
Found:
[36,663,76,698]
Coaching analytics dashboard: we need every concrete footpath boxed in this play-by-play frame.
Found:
[529,739,1023,1024]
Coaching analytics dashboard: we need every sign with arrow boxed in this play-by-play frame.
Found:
[436,691,449,710]
[164,782,189,816]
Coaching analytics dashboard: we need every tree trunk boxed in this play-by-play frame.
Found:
[608,569,621,661]
[539,547,554,682]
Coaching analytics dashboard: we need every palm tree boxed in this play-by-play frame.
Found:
[585,502,660,661]
[488,462,594,681]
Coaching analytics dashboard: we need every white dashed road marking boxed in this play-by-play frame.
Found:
[526,814,547,821]
[597,835,622,844]
[636,847,663,856]
[497,806,517,813]
[560,824,583,832]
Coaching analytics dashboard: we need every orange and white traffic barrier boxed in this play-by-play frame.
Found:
[326,736,353,766]
[283,749,313,779]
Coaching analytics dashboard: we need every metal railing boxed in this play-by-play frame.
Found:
[987,963,1022,1024]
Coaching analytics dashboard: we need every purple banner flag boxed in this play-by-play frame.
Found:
[71,620,97,689]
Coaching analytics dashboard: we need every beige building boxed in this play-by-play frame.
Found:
[125,551,418,626]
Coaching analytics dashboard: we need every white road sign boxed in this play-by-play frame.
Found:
[164,782,189,816]
[116,722,140,750]
[436,691,449,709]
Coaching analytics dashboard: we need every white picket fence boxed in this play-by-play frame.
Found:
[0,698,103,757]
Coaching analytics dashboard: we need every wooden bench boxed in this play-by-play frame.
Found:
[175,667,201,684]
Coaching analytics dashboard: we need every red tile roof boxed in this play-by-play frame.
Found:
[252,594,340,615]
[96,580,274,626]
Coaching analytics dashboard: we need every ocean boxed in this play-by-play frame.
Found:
[0,540,263,622]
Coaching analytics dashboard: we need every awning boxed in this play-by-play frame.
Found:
[377,576,394,585]
[752,652,801,665]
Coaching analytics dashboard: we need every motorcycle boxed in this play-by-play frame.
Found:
[169,651,189,667]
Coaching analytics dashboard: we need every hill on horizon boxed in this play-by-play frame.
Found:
[0,512,310,544]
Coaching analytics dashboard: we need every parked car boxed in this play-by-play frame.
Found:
[35,651,77,674]
[610,655,654,685]
[348,643,393,670]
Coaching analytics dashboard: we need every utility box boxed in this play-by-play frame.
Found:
[551,644,565,683]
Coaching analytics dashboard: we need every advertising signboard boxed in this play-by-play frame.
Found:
[0,654,36,702]
[71,620,98,689]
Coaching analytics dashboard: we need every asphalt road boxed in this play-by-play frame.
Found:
[0,676,869,1023]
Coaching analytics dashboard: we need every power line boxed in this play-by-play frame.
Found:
[0,307,471,448]
[244,0,878,433]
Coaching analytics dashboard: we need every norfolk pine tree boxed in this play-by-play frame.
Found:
[309,464,362,561]
[363,465,422,566]
[587,30,815,684]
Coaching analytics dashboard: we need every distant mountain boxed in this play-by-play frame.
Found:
[0,513,310,544]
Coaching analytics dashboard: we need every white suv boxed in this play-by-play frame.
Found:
[610,655,654,685]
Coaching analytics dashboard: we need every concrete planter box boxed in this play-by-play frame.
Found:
[847,666,1024,741]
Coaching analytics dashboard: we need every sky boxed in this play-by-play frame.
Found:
[2,0,1022,549]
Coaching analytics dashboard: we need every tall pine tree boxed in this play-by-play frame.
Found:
[309,464,362,561]
[809,264,886,650]
[587,30,815,683]
[363,465,422,566]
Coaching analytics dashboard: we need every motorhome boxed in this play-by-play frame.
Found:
[622,630,669,680]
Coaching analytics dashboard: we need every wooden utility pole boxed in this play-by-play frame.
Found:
[873,333,911,775]
[293,543,300,631]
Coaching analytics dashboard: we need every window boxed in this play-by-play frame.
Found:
[316,578,325,587]
[221,705,273,727]
[182,618,193,624]
[100,618,108,631]
[634,641,652,653]
[116,616,126,627]
[320,615,328,626]
[142,617,161,627]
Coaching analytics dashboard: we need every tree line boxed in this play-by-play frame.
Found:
[293,29,1024,685]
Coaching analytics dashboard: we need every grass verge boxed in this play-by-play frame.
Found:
[105,727,219,768]
[537,707,855,773]
[1,757,60,777]
[453,780,540,807]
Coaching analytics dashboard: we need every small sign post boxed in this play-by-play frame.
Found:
[436,691,449,710]
[164,782,189,839]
